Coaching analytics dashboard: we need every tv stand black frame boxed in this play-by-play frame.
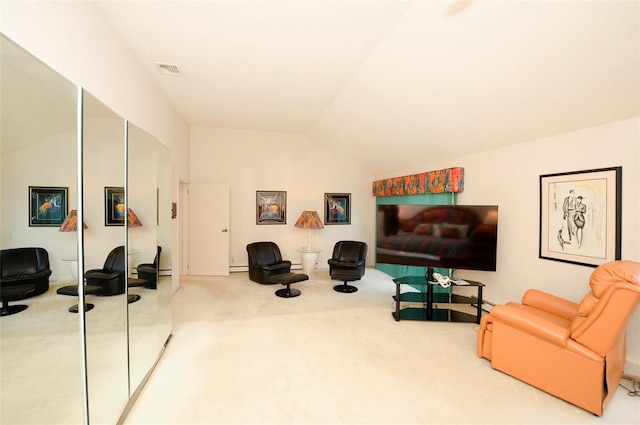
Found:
[392,274,484,324]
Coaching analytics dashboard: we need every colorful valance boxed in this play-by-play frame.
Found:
[372,167,464,197]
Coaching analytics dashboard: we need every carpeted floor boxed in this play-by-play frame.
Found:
[123,268,640,424]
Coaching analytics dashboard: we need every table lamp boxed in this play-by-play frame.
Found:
[58,209,87,232]
[294,210,324,250]
[294,210,324,276]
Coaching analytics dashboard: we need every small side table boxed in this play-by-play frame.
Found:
[296,246,322,276]
[61,254,79,283]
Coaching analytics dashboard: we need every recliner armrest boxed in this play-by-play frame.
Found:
[491,304,571,347]
[261,261,291,272]
[1,269,52,285]
[328,259,365,268]
[521,289,579,321]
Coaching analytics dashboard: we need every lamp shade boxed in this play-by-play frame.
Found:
[127,208,143,228]
[59,209,88,232]
[294,210,324,229]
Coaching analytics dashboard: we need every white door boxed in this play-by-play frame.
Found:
[187,183,230,276]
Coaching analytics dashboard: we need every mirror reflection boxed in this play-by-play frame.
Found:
[0,34,83,424]
[1,34,173,425]
[156,144,173,350]
[126,122,160,393]
[82,91,129,424]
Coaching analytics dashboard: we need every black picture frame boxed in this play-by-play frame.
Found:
[29,186,68,227]
[324,193,351,225]
[256,191,286,224]
[539,166,622,267]
[105,186,125,226]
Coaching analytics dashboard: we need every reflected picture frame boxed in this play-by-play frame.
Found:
[29,186,68,227]
[324,193,351,225]
[256,191,286,224]
[539,166,621,267]
[105,186,125,226]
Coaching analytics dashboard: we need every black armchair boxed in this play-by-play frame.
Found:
[246,242,292,284]
[1,248,51,316]
[85,246,126,296]
[328,241,368,293]
[136,246,161,289]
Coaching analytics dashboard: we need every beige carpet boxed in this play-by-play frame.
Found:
[123,268,639,424]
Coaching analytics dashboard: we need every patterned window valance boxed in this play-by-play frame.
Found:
[372,167,464,197]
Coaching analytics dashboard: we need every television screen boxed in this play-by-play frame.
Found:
[376,204,498,271]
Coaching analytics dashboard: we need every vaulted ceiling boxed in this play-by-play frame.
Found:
[98,1,638,175]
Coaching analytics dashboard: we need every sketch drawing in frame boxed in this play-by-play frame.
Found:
[256,191,286,224]
[539,167,621,267]
[324,193,351,225]
[29,186,68,227]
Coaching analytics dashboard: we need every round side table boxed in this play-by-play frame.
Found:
[296,246,322,276]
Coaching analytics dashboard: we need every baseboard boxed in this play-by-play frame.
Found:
[623,360,640,381]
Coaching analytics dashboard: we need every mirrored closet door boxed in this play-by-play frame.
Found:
[0,34,84,425]
[1,34,172,425]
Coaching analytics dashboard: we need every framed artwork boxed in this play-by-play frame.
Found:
[539,167,621,267]
[29,186,68,227]
[256,191,286,224]
[105,186,125,226]
[324,193,351,225]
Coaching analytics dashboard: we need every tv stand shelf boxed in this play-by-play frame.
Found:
[392,276,484,324]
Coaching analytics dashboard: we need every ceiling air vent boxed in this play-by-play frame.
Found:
[155,62,183,77]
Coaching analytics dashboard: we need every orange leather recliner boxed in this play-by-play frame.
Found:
[477,260,640,416]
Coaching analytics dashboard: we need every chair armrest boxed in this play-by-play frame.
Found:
[1,269,51,284]
[261,261,291,272]
[328,259,365,268]
[521,289,579,321]
[491,304,571,347]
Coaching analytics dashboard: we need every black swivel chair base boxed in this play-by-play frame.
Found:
[334,282,358,293]
[1,302,28,316]
[275,287,301,298]
[268,272,308,298]
[68,303,95,313]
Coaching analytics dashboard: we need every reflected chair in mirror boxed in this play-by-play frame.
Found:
[328,241,368,293]
[246,242,292,284]
[1,248,51,316]
[136,246,161,289]
[128,246,161,303]
[477,260,640,416]
[85,246,126,296]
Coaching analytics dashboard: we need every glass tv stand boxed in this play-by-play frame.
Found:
[392,275,484,324]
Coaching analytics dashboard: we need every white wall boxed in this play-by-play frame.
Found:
[377,118,640,367]
[189,127,376,269]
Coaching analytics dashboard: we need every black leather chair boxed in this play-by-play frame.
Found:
[246,242,292,284]
[136,246,161,289]
[328,241,368,293]
[85,246,126,295]
[1,248,51,316]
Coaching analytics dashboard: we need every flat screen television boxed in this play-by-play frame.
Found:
[376,204,498,272]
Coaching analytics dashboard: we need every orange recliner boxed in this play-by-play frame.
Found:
[477,260,640,416]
